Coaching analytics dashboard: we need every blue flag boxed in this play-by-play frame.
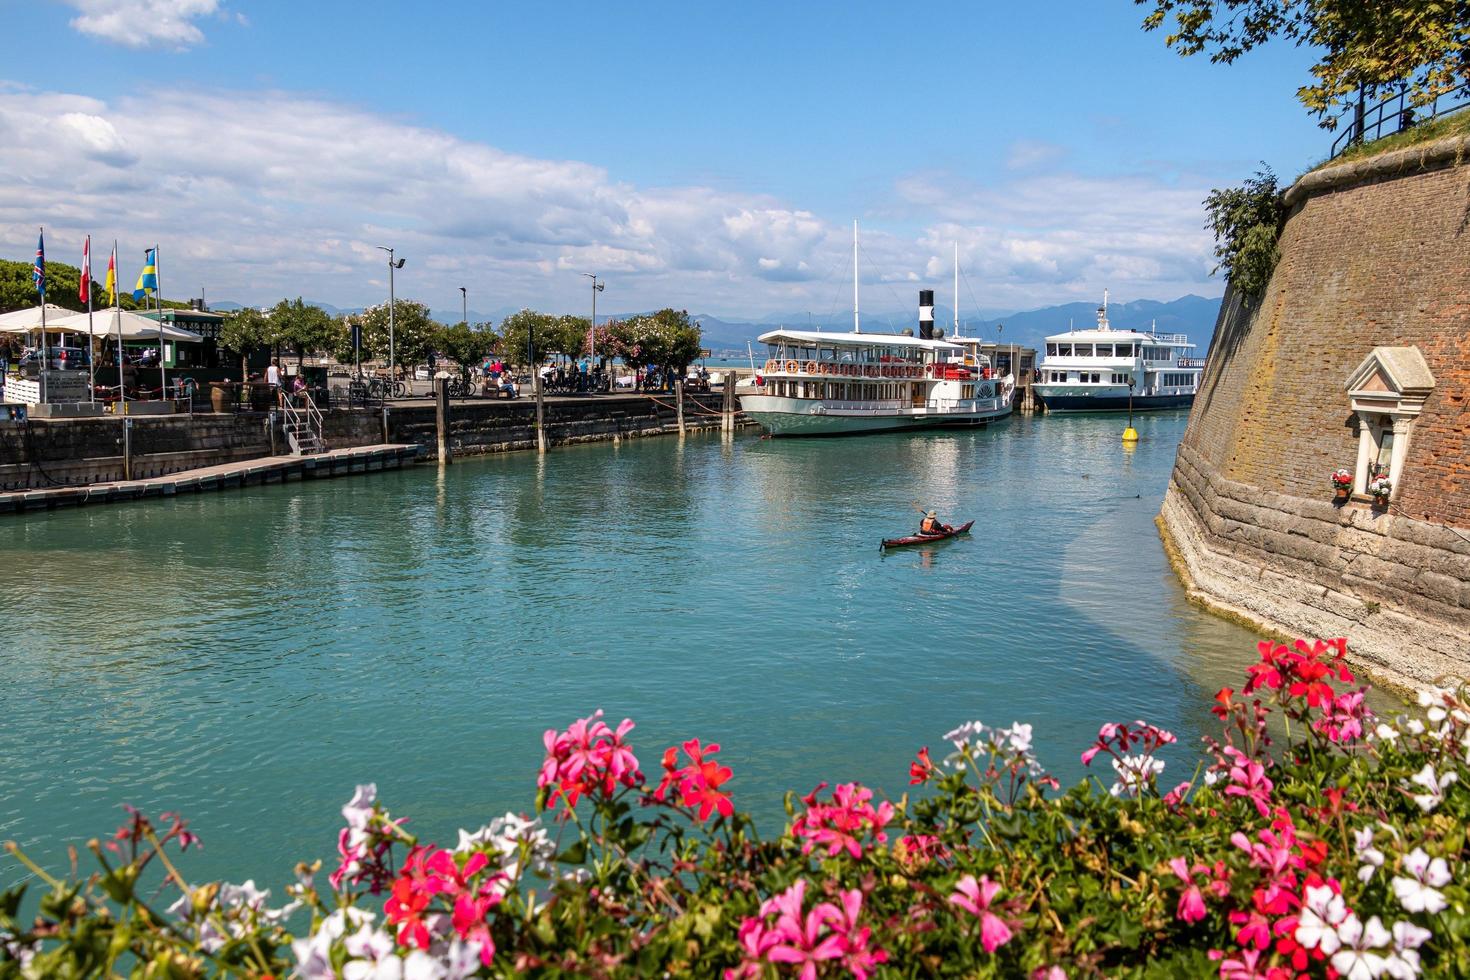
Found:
[33,230,45,298]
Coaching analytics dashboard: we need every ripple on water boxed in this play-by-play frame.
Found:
[0,412,1289,885]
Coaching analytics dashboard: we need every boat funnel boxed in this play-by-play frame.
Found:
[919,289,934,340]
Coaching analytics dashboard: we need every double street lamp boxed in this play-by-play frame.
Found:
[580,272,605,391]
[376,245,405,392]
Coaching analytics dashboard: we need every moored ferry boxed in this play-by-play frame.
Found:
[1032,293,1203,413]
[740,328,1013,436]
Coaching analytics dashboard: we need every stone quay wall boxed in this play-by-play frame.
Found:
[1160,134,1470,687]
[0,392,743,490]
[0,414,272,490]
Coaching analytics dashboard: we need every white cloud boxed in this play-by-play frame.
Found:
[0,82,1223,317]
[64,0,223,50]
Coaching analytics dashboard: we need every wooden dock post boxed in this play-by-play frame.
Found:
[721,373,735,432]
[434,376,452,464]
[675,379,686,437]
[534,371,547,454]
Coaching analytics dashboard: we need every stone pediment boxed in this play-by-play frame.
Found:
[1345,346,1435,416]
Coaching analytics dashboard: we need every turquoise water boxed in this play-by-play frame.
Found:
[0,411,1266,889]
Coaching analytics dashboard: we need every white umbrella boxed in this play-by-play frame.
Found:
[44,308,203,342]
[0,303,77,332]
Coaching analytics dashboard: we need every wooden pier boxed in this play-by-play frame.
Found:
[0,444,423,514]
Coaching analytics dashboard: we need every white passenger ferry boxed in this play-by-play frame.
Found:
[740,329,1013,436]
[1032,293,1203,413]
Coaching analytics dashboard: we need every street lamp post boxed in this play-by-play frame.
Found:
[581,273,605,391]
[460,286,467,327]
[376,245,405,395]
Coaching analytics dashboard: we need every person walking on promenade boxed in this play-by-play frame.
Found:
[266,359,281,390]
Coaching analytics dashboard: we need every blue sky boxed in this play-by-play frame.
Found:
[0,0,1331,318]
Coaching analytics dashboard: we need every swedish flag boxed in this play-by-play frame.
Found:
[133,247,158,302]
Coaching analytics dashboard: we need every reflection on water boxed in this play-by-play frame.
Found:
[1,411,1287,887]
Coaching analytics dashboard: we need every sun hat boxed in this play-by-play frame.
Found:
[926,510,937,518]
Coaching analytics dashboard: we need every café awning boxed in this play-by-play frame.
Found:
[37,308,204,342]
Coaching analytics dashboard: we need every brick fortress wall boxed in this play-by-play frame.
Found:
[1160,135,1470,688]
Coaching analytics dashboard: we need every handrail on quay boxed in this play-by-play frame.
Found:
[1329,83,1470,160]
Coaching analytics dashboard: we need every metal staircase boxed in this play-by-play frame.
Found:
[280,390,326,456]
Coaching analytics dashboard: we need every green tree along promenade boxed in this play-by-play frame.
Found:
[1138,0,1470,124]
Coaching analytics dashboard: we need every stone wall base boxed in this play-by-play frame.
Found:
[1160,443,1470,691]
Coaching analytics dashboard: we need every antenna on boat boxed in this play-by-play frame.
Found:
[853,219,860,334]
[1097,288,1110,332]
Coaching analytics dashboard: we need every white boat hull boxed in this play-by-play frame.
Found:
[740,394,1011,436]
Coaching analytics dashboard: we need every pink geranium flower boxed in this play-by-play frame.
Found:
[791,782,894,859]
[949,874,1014,952]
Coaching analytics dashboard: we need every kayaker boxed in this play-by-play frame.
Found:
[919,510,952,535]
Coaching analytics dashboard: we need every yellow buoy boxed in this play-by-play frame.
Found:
[1122,426,1139,444]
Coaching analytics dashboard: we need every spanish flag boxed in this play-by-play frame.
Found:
[133,247,158,302]
[104,242,118,304]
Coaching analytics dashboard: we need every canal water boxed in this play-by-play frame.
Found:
[0,411,1269,887]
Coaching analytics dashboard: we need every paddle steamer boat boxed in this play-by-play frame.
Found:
[740,329,1013,436]
[738,227,1013,436]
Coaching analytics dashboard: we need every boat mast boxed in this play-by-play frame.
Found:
[953,242,959,335]
[853,219,860,334]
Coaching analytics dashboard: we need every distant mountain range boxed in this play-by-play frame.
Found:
[208,294,1225,357]
[687,295,1224,356]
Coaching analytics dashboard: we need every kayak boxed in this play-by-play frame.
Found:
[880,520,974,550]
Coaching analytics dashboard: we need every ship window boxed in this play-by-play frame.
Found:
[1074,344,1093,357]
[1095,344,1112,357]
[1057,343,1072,356]
[1046,343,1057,356]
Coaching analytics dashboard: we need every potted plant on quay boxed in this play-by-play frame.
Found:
[1330,468,1353,500]
[1368,475,1392,508]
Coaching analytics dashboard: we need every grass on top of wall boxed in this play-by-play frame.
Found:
[1301,105,1470,177]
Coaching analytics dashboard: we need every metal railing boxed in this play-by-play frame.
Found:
[1330,83,1470,160]
[279,389,325,456]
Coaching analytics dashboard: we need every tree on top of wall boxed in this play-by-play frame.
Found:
[1137,0,1470,127]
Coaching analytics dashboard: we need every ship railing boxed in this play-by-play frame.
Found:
[1144,332,1190,344]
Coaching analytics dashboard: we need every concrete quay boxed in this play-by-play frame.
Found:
[0,443,422,514]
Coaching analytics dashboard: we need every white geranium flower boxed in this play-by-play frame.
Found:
[1000,722,1034,753]
[943,720,985,751]
[1109,754,1164,797]
[403,949,446,980]
[439,939,484,980]
[1392,847,1452,914]
[344,955,404,980]
[1354,827,1386,882]
[1382,921,1433,979]
[1331,914,1392,980]
[344,924,395,962]
[1296,885,1348,953]
[1375,723,1401,742]
[1406,719,1426,736]
[343,784,377,829]
[1408,764,1457,812]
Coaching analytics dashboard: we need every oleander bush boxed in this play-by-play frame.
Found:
[4,638,1469,978]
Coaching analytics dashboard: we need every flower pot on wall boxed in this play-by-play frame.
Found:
[1334,487,1350,500]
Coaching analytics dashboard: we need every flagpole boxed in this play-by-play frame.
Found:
[84,235,95,403]
[113,241,125,416]
[38,227,47,406]
[154,244,166,400]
